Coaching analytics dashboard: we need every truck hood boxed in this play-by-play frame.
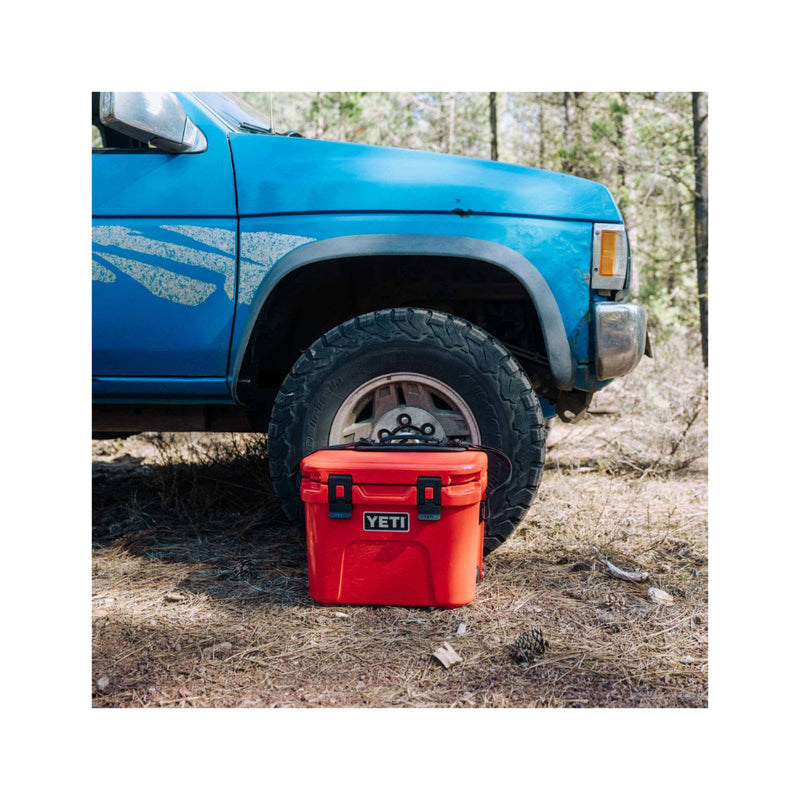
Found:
[229,133,622,223]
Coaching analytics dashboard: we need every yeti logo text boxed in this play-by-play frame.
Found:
[363,512,410,532]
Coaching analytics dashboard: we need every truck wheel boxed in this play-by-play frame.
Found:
[267,308,545,554]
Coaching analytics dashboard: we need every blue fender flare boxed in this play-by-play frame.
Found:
[230,234,575,401]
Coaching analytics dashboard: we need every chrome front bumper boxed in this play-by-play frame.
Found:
[595,303,647,381]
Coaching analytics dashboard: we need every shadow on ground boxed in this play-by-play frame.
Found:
[92,419,708,708]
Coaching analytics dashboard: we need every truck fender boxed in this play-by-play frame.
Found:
[230,234,576,401]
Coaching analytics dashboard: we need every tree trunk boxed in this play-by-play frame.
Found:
[619,92,640,296]
[448,93,456,154]
[562,92,572,173]
[489,92,498,161]
[315,92,325,139]
[438,95,448,152]
[537,93,545,169]
[692,92,709,367]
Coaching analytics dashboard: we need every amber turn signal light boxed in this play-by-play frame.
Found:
[599,230,617,277]
[591,223,628,291]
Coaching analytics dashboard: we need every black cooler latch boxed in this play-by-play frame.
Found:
[417,476,442,521]
[328,475,353,519]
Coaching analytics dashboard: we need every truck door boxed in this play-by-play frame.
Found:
[92,93,237,384]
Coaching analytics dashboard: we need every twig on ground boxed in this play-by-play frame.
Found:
[592,547,650,583]
[432,642,463,669]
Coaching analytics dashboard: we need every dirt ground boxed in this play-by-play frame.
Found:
[92,336,707,708]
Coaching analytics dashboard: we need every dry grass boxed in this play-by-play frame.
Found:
[92,334,707,708]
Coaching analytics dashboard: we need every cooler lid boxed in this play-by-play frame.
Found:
[300,447,488,487]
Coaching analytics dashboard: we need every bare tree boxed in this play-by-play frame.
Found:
[314,92,325,139]
[537,93,545,169]
[448,93,456,154]
[489,92,498,160]
[692,92,709,367]
[618,92,640,296]
[562,92,573,172]
[561,92,587,176]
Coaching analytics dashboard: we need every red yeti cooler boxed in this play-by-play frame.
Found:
[300,442,489,608]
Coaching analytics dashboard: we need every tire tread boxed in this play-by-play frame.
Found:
[268,307,545,554]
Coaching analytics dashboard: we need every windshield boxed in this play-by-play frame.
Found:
[194,92,274,130]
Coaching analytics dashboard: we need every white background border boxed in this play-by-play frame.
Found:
[5,1,797,796]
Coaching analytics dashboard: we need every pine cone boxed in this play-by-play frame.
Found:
[226,558,259,582]
[514,628,549,662]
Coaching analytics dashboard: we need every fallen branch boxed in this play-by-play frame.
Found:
[592,547,650,583]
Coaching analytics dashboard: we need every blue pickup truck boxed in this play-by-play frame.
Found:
[92,91,647,552]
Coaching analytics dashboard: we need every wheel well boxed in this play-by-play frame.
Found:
[236,255,554,415]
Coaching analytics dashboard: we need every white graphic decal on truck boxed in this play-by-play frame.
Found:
[92,224,237,303]
[238,231,316,304]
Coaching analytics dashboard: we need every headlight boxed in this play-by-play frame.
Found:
[591,223,628,291]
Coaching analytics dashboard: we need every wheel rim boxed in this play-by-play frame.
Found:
[328,372,481,445]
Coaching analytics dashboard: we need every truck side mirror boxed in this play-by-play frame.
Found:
[99,92,207,154]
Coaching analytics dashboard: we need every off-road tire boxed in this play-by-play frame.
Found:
[267,308,546,554]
